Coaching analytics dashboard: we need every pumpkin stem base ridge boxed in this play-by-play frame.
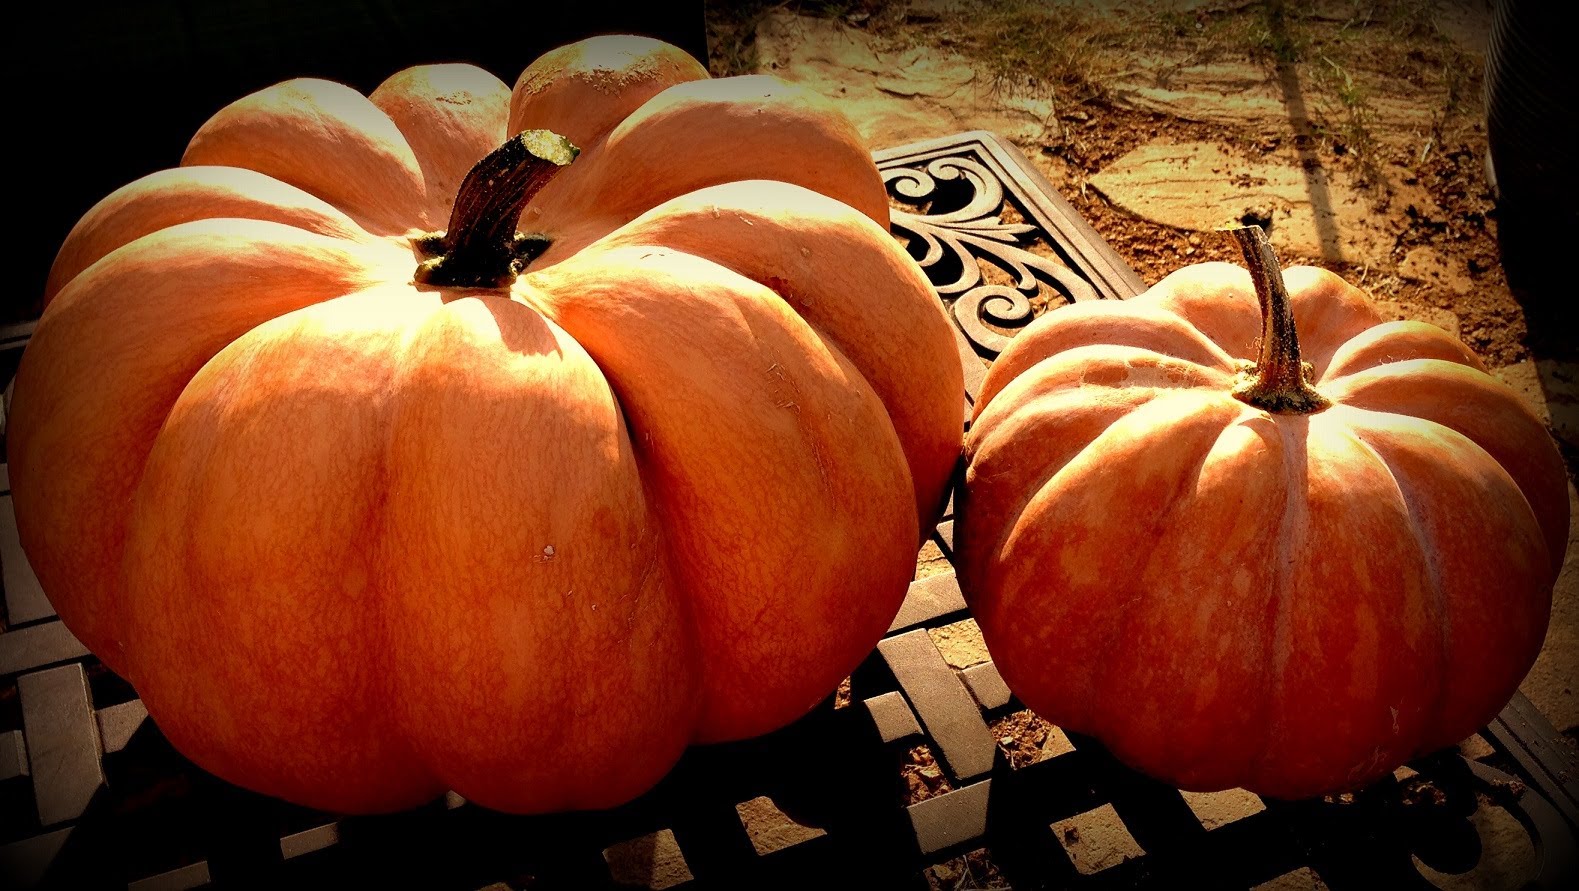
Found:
[1228,225,1332,416]
[415,130,579,289]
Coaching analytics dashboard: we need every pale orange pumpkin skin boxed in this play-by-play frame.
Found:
[7,36,964,815]
[957,257,1567,800]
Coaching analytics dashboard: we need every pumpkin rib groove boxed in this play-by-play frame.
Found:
[122,291,450,812]
[1247,414,1313,794]
[966,373,1233,605]
[1086,404,1248,760]
[1325,360,1568,573]
[372,293,451,804]
[1132,306,1242,371]
[526,245,916,743]
[10,223,393,671]
[1343,406,1551,770]
[1281,266,1385,378]
[369,64,512,226]
[1019,344,1232,399]
[1333,420,1452,764]
[1325,356,1489,389]
[379,293,698,811]
[374,411,450,807]
[1318,320,1486,383]
[1086,409,1290,790]
[968,390,1163,582]
[966,345,1237,556]
[1148,264,1266,359]
[1338,404,1547,717]
[507,35,710,152]
[523,75,890,239]
[47,218,403,326]
[977,306,1230,404]
[44,167,377,303]
[975,305,1239,410]
[570,181,962,528]
[182,78,431,235]
[983,392,1238,731]
[965,388,1158,531]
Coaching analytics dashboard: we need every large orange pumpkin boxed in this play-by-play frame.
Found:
[7,36,964,814]
[957,226,1567,800]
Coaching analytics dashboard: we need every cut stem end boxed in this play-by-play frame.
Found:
[414,129,579,290]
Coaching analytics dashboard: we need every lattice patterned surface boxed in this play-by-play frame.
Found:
[1,132,1575,890]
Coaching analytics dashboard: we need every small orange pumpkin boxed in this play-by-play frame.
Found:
[7,36,964,814]
[957,226,1567,800]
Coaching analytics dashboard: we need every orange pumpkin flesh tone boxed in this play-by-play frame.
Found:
[957,226,1567,801]
[7,36,964,815]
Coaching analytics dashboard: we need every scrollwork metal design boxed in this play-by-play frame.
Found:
[1397,755,1573,887]
[949,286,1031,356]
[885,155,1097,359]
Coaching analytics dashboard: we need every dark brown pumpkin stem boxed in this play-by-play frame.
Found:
[1228,225,1331,414]
[414,130,579,289]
